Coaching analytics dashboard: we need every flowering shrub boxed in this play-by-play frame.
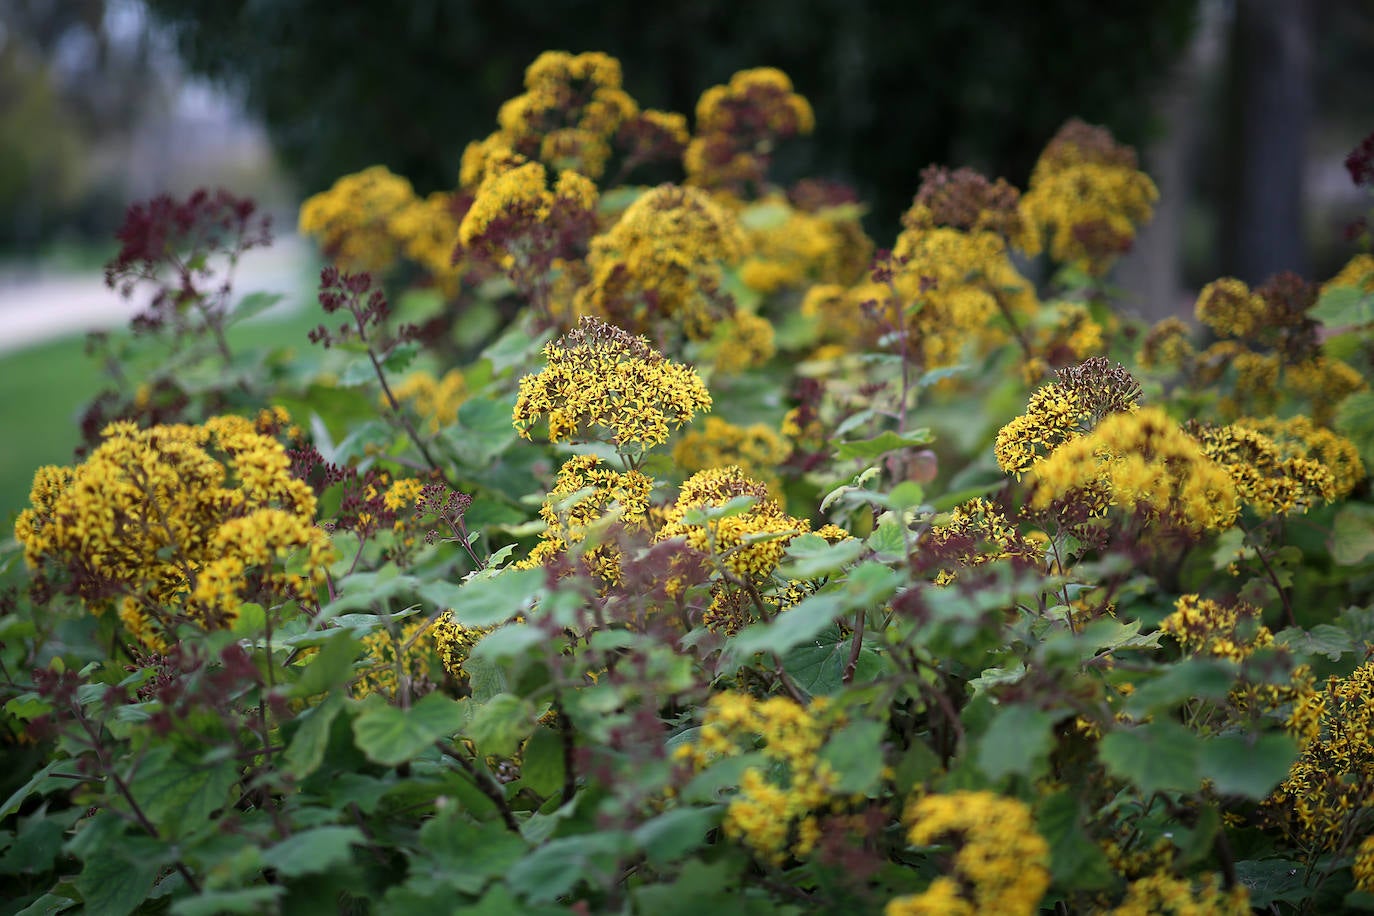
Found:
[5,54,1374,916]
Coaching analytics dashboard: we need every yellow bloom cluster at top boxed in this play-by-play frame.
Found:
[573,184,746,345]
[885,791,1050,916]
[685,68,814,193]
[1018,119,1159,276]
[458,161,598,259]
[512,317,712,453]
[298,165,465,293]
[15,412,334,650]
[675,692,841,865]
[1190,421,1338,517]
[1106,872,1250,916]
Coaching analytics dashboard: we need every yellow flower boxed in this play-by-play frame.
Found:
[672,418,790,500]
[299,165,415,273]
[391,369,468,435]
[512,317,712,453]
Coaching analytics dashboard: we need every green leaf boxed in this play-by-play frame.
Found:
[1098,720,1200,794]
[727,562,899,662]
[1331,503,1374,566]
[126,745,238,837]
[832,428,933,461]
[775,533,864,580]
[739,200,792,230]
[865,519,907,561]
[632,807,721,867]
[416,811,528,894]
[1035,791,1115,891]
[517,727,565,798]
[976,705,1056,782]
[0,811,74,875]
[417,568,545,628]
[352,692,468,766]
[820,720,886,793]
[1198,732,1297,799]
[265,826,364,877]
[383,341,421,373]
[782,625,884,697]
[171,887,283,916]
[1276,623,1355,661]
[682,495,757,527]
[1235,859,1309,908]
[1336,391,1374,471]
[467,693,537,758]
[506,832,632,903]
[1123,658,1239,717]
[74,843,162,916]
[13,892,77,916]
[230,291,285,323]
[1312,283,1374,328]
[0,760,71,821]
[284,692,345,779]
[468,622,545,664]
[289,629,364,698]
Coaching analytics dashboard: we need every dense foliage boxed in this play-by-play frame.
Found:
[4,50,1374,915]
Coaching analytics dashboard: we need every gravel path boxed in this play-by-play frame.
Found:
[0,235,317,356]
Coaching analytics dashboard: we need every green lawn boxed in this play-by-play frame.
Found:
[0,306,325,532]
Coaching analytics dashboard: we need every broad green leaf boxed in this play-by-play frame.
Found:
[681,495,757,527]
[505,832,632,903]
[126,745,238,837]
[1331,503,1374,566]
[865,519,907,560]
[284,692,345,779]
[1336,391,1374,471]
[171,888,283,916]
[1098,720,1200,794]
[1312,283,1374,328]
[416,810,528,894]
[776,533,864,580]
[352,692,467,766]
[1035,791,1114,890]
[517,726,566,798]
[74,842,162,916]
[782,625,884,697]
[1198,732,1297,799]
[739,200,792,230]
[417,568,545,628]
[289,629,364,698]
[976,705,1056,782]
[468,622,545,663]
[265,826,364,877]
[727,562,899,662]
[228,290,285,323]
[1235,859,1309,908]
[632,806,721,867]
[1276,623,1355,661]
[383,341,420,373]
[466,693,537,758]
[14,892,77,916]
[832,428,933,461]
[820,720,886,793]
[1123,658,1238,717]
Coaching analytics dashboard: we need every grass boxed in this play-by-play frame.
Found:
[0,304,326,532]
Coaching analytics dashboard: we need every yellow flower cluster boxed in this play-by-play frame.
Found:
[1027,406,1240,533]
[1106,872,1250,916]
[657,466,809,581]
[670,418,791,501]
[15,415,334,650]
[430,611,492,687]
[1356,835,1374,893]
[1136,316,1195,372]
[709,310,777,375]
[458,161,598,260]
[353,617,443,700]
[391,369,468,435]
[1195,278,1269,339]
[1237,416,1365,498]
[1324,253,1374,298]
[387,191,466,295]
[685,68,814,193]
[675,692,839,865]
[512,317,712,453]
[574,184,746,345]
[1032,301,1108,371]
[1190,421,1337,517]
[470,50,637,182]
[1158,594,1273,662]
[736,195,872,294]
[517,454,652,586]
[886,791,1050,916]
[923,497,1044,583]
[1267,661,1374,853]
[1018,119,1159,275]
[299,165,415,273]
[995,368,1140,480]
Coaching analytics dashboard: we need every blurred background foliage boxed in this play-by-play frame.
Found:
[138,0,1198,235]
